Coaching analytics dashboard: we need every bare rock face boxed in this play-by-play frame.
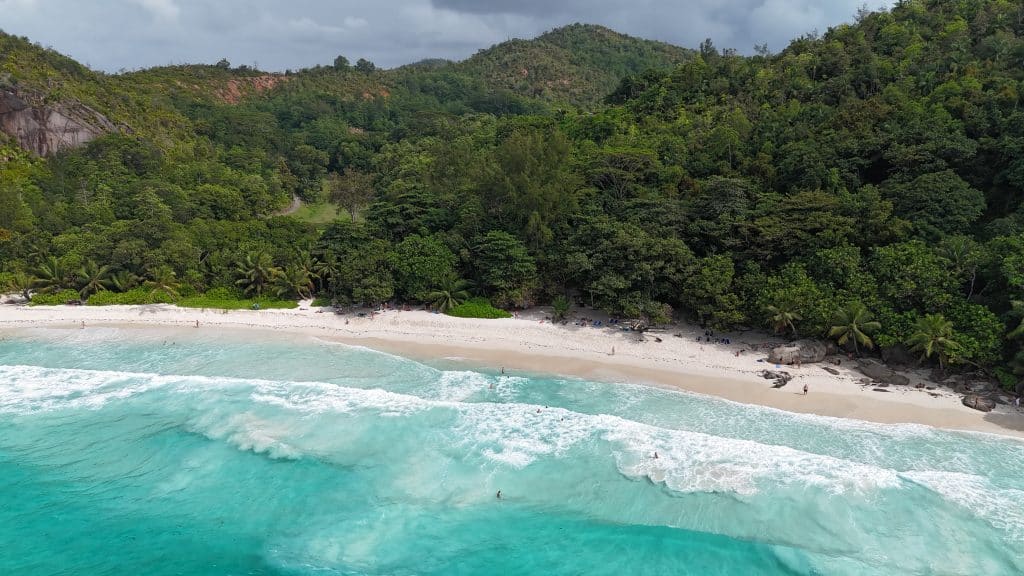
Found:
[962,395,996,412]
[0,88,116,156]
[768,339,832,365]
[857,359,911,386]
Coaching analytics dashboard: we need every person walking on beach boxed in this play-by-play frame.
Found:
[611,346,615,356]
[195,319,200,328]
[803,383,809,395]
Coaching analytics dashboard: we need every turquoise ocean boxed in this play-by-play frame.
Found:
[1,327,1022,575]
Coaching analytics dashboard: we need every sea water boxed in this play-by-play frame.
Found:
[0,327,1022,575]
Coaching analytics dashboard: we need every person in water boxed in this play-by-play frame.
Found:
[496,490,502,500]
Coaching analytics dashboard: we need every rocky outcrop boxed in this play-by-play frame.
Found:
[760,370,792,388]
[955,380,997,395]
[857,359,911,386]
[0,87,117,155]
[962,395,996,412]
[768,340,832,365]
[881,345,916,368]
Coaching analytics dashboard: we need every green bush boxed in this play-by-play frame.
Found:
[446,297,511,319]
[177,288,297,310]
[86,288,175,306]
[311,296,333,307]
[30,289,81,306]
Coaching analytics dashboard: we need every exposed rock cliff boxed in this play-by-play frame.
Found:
[0,87,117,156]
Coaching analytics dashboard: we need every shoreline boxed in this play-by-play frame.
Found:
[1,303,1022,439]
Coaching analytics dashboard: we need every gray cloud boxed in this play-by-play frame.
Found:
[0,0,892,73]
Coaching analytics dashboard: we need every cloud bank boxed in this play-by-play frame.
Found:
[0,0,892,72]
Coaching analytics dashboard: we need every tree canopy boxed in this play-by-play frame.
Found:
[3,2,1024,384]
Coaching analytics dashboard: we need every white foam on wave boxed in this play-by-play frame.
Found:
[602,419,904,496]
[428,370,492,402]
[1,363,1011,510]
[196,411,302,460]
[903,470,1024,545]
[0,364,170,413]
[448,399,905,496]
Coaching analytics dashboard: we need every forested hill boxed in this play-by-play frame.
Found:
[449,24,692,104]
[3,1,1024,389]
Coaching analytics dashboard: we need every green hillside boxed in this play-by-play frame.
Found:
[454,24,691,104]
[3,1,1024,386]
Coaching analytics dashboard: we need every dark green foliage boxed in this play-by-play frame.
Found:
[393,235,457,302]
[86,287,174,305]
[446,297,512,319]
[30,289,80,305]
[5,2,1024,377]
[472,231,537,307]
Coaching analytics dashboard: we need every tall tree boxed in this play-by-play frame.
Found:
[33,257,68,294]
[76,260,112,299]
[765,303,802,338]
[234,252,281,298]
[144,267,180,300]
[328,169,376,222]
[828,302,881,356]
[907,314,959,371]
[426,274,471,313]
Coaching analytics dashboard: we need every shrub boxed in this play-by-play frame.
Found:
[446,297,511,319]
[177,287,297,310]
[30,289,80,306]
[86,288,175,306]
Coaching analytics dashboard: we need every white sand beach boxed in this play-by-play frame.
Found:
[1,302,1022,438]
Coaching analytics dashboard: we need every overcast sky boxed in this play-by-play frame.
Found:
[0,0,893,72]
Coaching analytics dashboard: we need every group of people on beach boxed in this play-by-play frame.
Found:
[697,329,731,346]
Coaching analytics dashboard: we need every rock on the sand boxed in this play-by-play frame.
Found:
[760,370,792,388]
[962,395,996,412]
[768,340,832,365]
[857,359,910,386]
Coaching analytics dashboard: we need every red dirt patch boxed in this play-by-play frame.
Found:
[216,75,287,104]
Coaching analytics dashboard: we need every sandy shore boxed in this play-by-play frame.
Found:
[1,302,1022,438]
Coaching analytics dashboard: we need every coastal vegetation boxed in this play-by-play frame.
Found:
[3,1,1024,387]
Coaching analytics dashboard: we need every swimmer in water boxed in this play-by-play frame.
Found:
[496,490,502,500]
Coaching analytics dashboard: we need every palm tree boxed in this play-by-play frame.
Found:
[110,270,139,293]
[144,266,180,300]
[427,274,471,313]
[234,251,281,298]
[76,260,112,299]
[33,256,68,294]
[827,302,881,356]
[765,303,802,338]
[906,313,960,372]
[274,265,315,300]
[313,251,340,296]
[552,295,571,322]
[7,271,36,301]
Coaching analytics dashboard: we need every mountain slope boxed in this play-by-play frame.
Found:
[453,24,691,104]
